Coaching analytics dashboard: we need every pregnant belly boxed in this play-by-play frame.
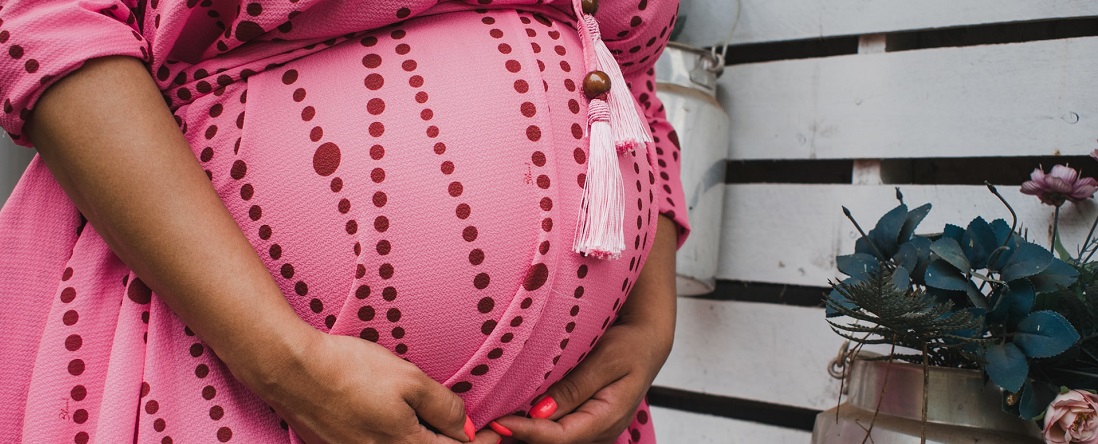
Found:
[179,8,660,423]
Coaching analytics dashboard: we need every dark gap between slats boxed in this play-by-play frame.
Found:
[727,156,1094,185]
[692,280,828,308]
[887,16,1098,53]
[714,16,1098,66]
[647,386,822,432]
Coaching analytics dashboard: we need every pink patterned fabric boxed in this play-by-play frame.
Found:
[0,1,688,443]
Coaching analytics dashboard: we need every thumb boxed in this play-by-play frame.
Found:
[406,374,475,442]
[530,354,623,420]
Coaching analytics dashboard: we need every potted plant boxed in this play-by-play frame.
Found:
[813,157,1098,444]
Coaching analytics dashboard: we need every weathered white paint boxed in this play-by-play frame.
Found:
[721,36,1098,160]
[651,406,812,443]
[0,138,33,207]
[678,0,1098,46]
[717,183,1098,287]
[655,298,846,411]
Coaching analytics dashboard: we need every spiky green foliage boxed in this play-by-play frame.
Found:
[827,267,987,366]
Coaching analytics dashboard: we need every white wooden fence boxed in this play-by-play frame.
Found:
[652,0,1098,442]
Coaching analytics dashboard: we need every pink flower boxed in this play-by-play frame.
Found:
[1021,165,1098,207]
[1044,390,1098,444]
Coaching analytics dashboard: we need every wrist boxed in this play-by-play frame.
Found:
[217,310,321,401]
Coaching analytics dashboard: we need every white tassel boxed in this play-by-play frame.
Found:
[573,99,625,259]
[584,16,653,152]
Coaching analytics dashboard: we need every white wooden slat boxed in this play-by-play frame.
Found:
[678,0,1098,47]
[720,36,1098,161]
[716,183,1098,287]
[0,139,33,207]
[651,406,812,444]
[655,298,845,411]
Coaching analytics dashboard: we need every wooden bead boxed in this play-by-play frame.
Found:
[583,70,611,99]
[581,0,599,15]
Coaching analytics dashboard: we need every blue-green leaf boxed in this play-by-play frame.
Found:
[825,278,859,318]
[836,253,880,280]
[962,217,998,269]
[984,343,1028,392]
[1000,242,1054,282]
[930,238,969,271]
[1013,311,1079,358]
[907,236,933,286]
[924,259,970,291]
[1005,280,1036,324]
[1017,380,1059,420]
[870,204,908,259]
[943,224,965,242]
[893,243,919,273]
[1029,259,1080,293]
[892,266,911,291]
[990,219,1012,245]
[898,203,932,243]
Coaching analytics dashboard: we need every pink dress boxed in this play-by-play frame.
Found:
[0,0,689,442]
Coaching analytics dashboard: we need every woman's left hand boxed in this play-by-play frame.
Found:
[489,216,680,444]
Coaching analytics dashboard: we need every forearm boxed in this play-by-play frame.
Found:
[27,56,313,385]
[618,215,678,353]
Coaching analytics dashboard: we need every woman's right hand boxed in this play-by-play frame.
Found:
[234,328,491,444]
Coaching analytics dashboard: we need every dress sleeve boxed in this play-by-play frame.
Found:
[627,67,690,247]
[0,0,148,146]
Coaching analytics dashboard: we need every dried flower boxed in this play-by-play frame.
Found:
[1044,390,1098,444]
[1021,165,1098,207]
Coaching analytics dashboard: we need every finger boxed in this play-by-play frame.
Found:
[493,409,606,444]
[405,372,474,442]
[406,423,469,444]
[472,429,502,444]
[529,348,626,420]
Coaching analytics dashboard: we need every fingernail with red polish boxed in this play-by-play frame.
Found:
[530,396,558,419]
[464,415,475,441]
[489,421,513,437]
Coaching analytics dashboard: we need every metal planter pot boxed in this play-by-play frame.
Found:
[655,42,731,296]
[812,359,1042,443]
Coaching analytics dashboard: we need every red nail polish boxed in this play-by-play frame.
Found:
[463,415,475,442]
[530,396,557,419]
[489,421,513,437]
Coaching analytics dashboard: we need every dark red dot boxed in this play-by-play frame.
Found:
[448,182,463,197]
[514,80,529,93]
[481,320,497,335]
[537,175,550,189]
[498,43,512,54]
[71,385,87,401]
[421,108,433,120]
[361,36,378,46]
[463,226,478,242]
[248,205,262,221]
[330,177,343,192]
[281,69,298,85]
[356,285,371,299]
[456,203,471,219]
[367,98,385,115]
[382,286,397,301]
[24,59,38,73]
[505,60,521,73]
[416,91,429,103]
[452,381,472,393]
[280,263,295,279]
[230,160,248,180]
[396,7,411,18]
[62,267,74,281]
[434,142,447,154]
[309,298,323,313]
[75,432,89,444]
[511,316,523,327]
[426,125,439,137]
[395,343,408,354]
[560,61,571,72]
[65,334,82,351]
[578,264,589,278]
[490,29,503,38]
[203,385,216,400]
[154,418,165,431]
[402,60,417,71]
[571,123,584,139]
[520,102,536,117]
[63,310,79,326]
[472,364,489,375]
[542,218,553,232]
[128,279,152,304]
[371,144,385,159]
[469,249,484,265]
[379,263,394,279]
[488,348,503,359]
[362,53,382,68]
[313,142,341,176]
[346,220,358,234]
[474,273,490,289]
[293,88,306,102]
[371,168,385,183]
[478,297,495,313]
[527,126,542,141]
[258,225,272,239]
[295,281,308,296]
[358,305,375,321]
[374,216,389,232]
[60,287,77,303]
[364,73,384,90]
[360,327,379,342]
[235,21,264,41]
[8,45,23,59]
[540,197,553,211]
[217,427,233,442]
[523,263,549,291]
[531,151,546,166]
[376,240,391,255]
[386,307,401,322]
[482,17,496,24]
[440,161,454,174]
[539,240,550,254]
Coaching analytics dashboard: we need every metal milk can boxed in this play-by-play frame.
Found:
[812,359,1042,443]
[655,42,731,296]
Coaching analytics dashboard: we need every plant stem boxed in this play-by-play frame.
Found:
[985,181,1017,247]
[1053,205,1061,254]
[843,206,895,269]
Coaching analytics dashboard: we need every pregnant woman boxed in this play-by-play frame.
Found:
[0,0,688,442]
